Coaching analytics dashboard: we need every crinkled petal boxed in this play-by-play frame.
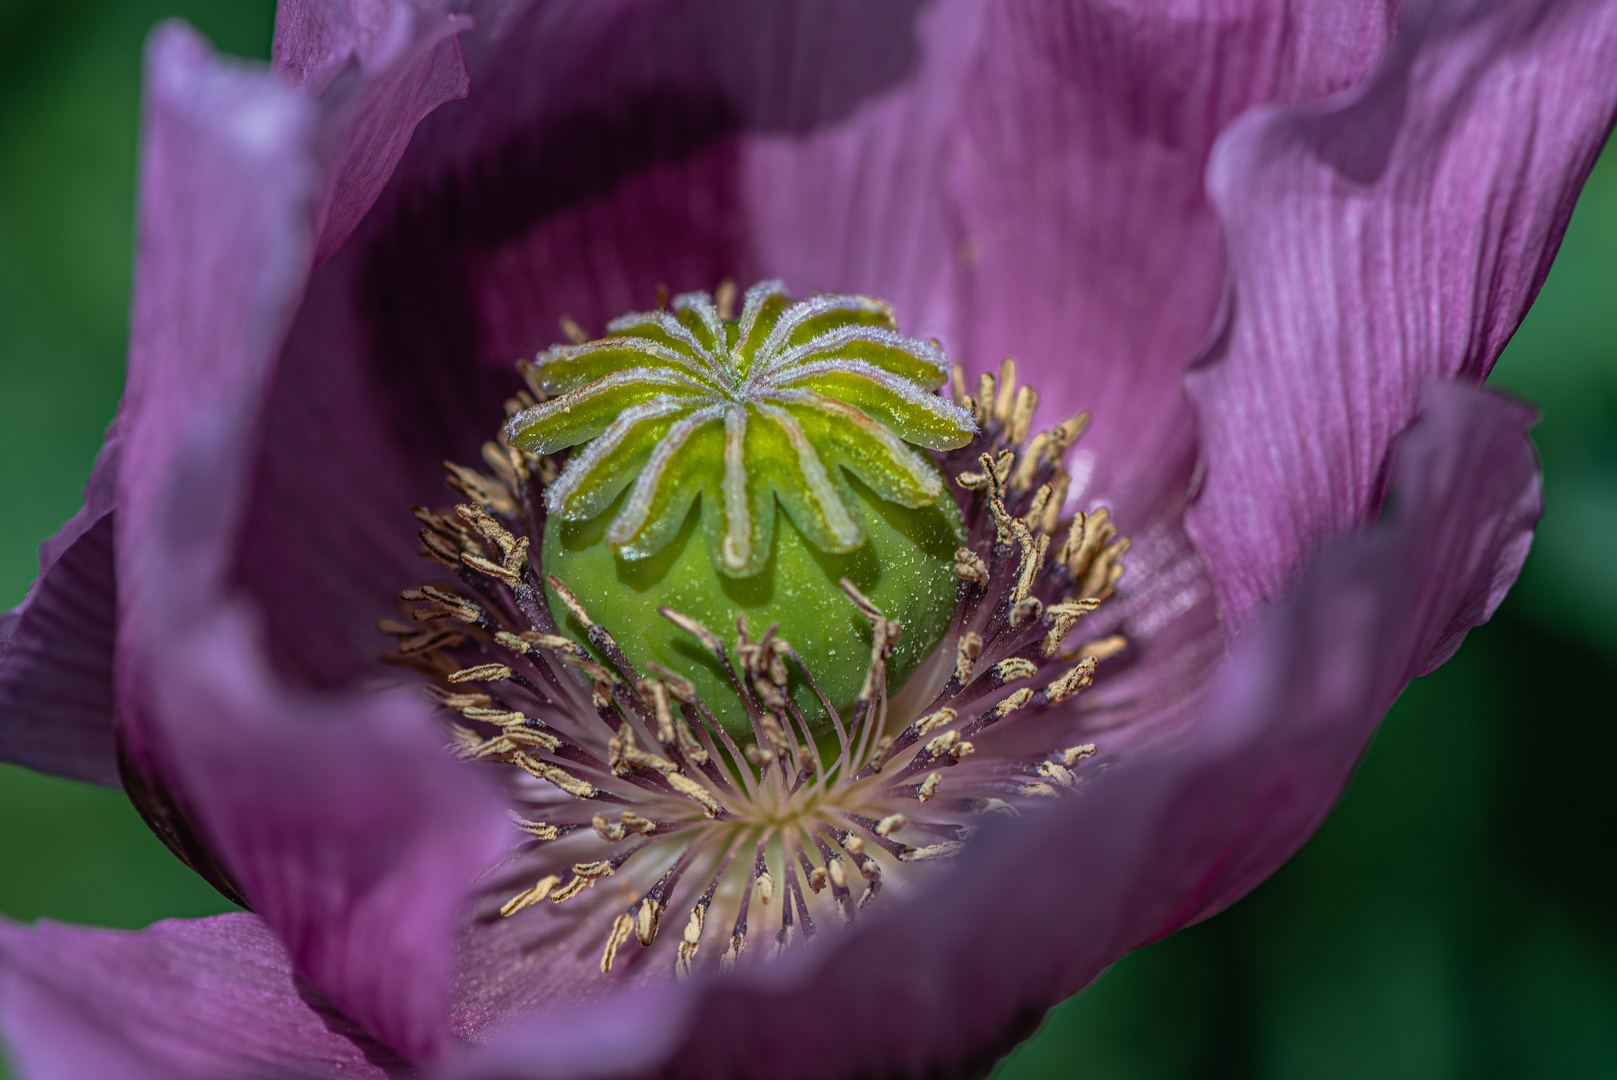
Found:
[456,379,1539,1080]
[114,23,508,1068]
[0,913,402,1080]
[0,424,120,786]
[1186,0,1617,632]
[745,0,1396,520]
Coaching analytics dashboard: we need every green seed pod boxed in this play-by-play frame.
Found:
[506,281,977,735]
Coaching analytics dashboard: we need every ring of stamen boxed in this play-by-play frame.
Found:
[386,341,1128,979]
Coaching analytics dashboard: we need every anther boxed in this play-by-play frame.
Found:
[546,576,595,630]
[515,756,596,798]
[1010,596,1043,630]
[1063,634,1127,663]
[560,315,588,344]
[601,914,635,974]
[993,658,1038,684]
[521,631,590,658]
[1007,384,1038,446]
[955,633,983,685]
[900,842,966,863]
[1061,744,1098,767]
[1045,658,1097,705]
[448,663,513,684]
[459,706,526,725]
[1042,598,1102,657]
[417,529,464,566]
[715,279,738,321]
[917,773,942,802]
[993,358,1018,424]
[645,662,698,702]
[676,907,705,981]
[501,874,561,916]
[443,462,517,516]
[509,814,559,840]
[666,773,723,818]
[1023,483,1054,528]
[551,875,593,903]
[635,898,664,946]
[659,606,726,660]
[992,688,1034,718]
[954,548,989,586]
[1038,761,1077,788]
[400,586,481,624]
[620,811,657,835]
[876,814,907,837]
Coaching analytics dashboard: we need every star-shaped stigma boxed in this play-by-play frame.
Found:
[505,281,979,576]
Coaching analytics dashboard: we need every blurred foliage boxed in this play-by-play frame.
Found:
[0,2,1613,1077]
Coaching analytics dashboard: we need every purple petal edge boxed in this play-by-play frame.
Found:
[1186,0,1617,634]
[110,20,508,1068]
[0,913,402,1080]
[0,422,121,786]
[273,0,474,267]
[455,379,1539,1080]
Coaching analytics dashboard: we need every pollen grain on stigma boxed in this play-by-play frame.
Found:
[382,287,1130,981]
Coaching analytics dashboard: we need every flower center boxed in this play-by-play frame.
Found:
[382,286,1129,980]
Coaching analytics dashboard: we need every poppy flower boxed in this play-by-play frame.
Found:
[2,1,1614,1078]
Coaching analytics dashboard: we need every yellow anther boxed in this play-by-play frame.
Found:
[876,814,908,837]
[601,914,635,974]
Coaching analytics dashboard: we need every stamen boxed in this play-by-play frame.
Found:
[389,293,1137,984]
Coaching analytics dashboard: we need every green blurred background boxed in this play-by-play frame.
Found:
[0,1,1612,1075]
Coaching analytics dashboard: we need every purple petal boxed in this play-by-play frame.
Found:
[113,23,509,1066]
[456,378,1539,1080]
[1185,0,1617,632]
[274,0,475,266]
[126,604,509,1067]
[243,0,1395,694]
[0,913,402,1080]
[321,1,1397,534]
[751,0,1396,518]
[0,424,120,786]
